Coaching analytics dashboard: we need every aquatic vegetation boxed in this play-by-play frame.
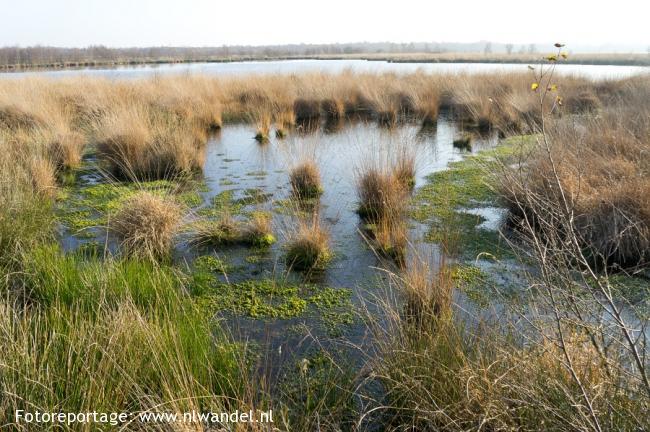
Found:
[194,274,354,322]
[109,191,182,260]
[289,160,323,199]
[411,138,526,259]
[194,254,232,274]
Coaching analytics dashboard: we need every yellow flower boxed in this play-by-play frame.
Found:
[546,55,558,62]
[548,84,558,91]
[561,52,568,59]
[531,83,539,91]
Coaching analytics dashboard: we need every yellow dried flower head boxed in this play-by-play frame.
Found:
[531,83,539,91]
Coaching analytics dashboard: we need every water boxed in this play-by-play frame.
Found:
[3,59,647,80]
[192,118,498,357]
[60,117,500,371]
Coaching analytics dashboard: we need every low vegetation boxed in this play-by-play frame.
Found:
[1,60,649,430]
[289,160,323,199]
[285,214,332,271]
[109,191,182,260]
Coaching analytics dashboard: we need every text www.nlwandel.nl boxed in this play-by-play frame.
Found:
[14,409,273,426]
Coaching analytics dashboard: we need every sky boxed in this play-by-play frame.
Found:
[0,0,648,49]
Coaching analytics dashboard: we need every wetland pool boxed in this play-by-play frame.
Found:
[58,116,522,373]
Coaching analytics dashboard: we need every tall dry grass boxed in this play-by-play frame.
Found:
[502,76,650,267]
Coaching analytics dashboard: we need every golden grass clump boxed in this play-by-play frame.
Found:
[190,212,275,248]
[286,215,331,271]
[402,256,453,325]
[357,167,407,221]
[254,111,272,143]
[289,160,323,199]
[369,216,408,263]
[95,105,205,179]
[274,109,295,138]
[392,149,416,190]
[48,130,85,169]
[110,191,182,259]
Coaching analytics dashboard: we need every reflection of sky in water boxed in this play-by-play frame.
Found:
[3,59,647,80]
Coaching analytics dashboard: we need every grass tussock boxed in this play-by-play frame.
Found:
[357,167,407,221]
[189,214,241,247]
[358,153,416,261]
[274,109,294,138]
[110,191,182,260]
[254,110,272,143]
[28,158,58,198]
[289,160,323,199]
[242,211,276,247]
[286,214,331,271]
[190,212,275,248]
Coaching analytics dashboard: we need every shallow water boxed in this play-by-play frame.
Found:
[60,117,501,370]
[3,59,647,80]
[191,118,499,357]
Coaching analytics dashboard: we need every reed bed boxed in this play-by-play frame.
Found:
[0,71,629,190]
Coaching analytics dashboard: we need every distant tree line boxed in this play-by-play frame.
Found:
[0,42,539,68]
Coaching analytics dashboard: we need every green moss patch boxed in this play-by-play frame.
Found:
[193,275,354,322]
[411,135,536,260]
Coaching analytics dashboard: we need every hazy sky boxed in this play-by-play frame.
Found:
[0,0,648,48]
